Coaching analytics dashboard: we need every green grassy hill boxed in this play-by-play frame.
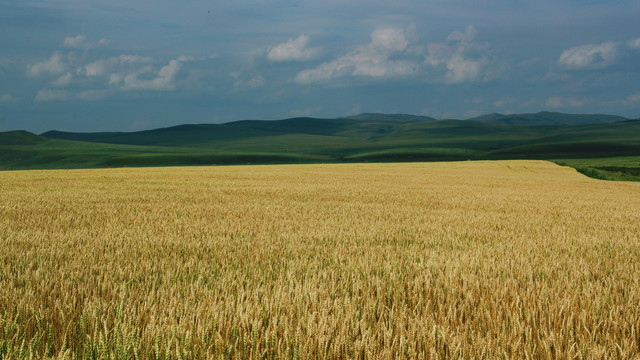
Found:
[0,130,48,145]
[0,132,313,170]
[2,113,639,180]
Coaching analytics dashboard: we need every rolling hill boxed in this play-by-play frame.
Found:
[1,112,639,180]
[39,114,640,158]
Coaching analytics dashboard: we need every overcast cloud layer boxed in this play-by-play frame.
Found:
[1,0,639,132]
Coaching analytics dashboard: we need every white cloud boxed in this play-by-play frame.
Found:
[295,28,416,84]
[35,88,70,102]
[63,35,109,49]
[370,28,409,52]
[26,51,67,77]
[558,42,618,69]
[444,54,489,84]
[425,26,491,84]
[25,43,191,101]
[33,55,184,101]
[268,35,320,62]
[80,55,153,77]
[233,75,265,90]
[627,38,640,50]
[51,72,73,87]
[120,59,182,91]
[63,35,86,48]
[83,62,107,77]
[295,26,492,85]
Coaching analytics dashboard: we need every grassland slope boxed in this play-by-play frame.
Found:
[2,113,639,178]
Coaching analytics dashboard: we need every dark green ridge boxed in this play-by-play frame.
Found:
[466,111,628,126]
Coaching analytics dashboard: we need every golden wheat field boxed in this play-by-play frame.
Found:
[1,160,640,359]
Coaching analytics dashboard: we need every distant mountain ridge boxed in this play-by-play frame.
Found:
[466,111,627,126]
[2,111,639,171]
[39,111,632,146]
[338,111,628,126]
[340,113,437,122]
[32,112,639,157]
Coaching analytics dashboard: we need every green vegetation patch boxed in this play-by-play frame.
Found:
[554,157,640,182]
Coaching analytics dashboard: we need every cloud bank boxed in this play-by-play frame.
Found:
[294,26,494,85]
[26,36,189,102]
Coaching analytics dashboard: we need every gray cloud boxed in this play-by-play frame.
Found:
[63,35,86,48]
[51,72,73,87]
[26,51,67,77]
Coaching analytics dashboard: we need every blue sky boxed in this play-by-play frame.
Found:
[1,0,639,133]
